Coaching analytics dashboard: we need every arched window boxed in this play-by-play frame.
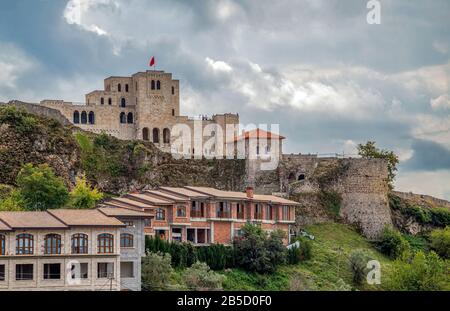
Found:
[118,83,122,92]
[121,98,126,107]
[163,128,170,144]
[142,128,149,141]
[16,234,34,255]
[127,112,133,124]
[0,234,5,255]
[44,234,61,254]
[151,80,155,90]
[73,111,80,124]
[152,128,160,143]
[120,233,134,248]
[81,111,87,124]
[156,208,165,220]
[120,112,126,124]
[100,97,104,105]
[156,80,161,90]
[108,98,112,105]
[298,174,305,181]
[171,86,175,95]
[97,233,114,254]
[88,111,95,124]
[71,233,88,254]
[125,84,129,92]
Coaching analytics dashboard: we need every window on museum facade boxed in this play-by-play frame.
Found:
[16,234,34,255]
[88,111,95,124]
[73,111,80,124]
[97,233,114,254]
[44,234,61,255]
[71,233,88,254]
[120,234,134,248]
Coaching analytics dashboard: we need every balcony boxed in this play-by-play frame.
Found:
[190,210,205,218]
[253,213,263,220]
[216,211,231,219]
[236,212,245,220]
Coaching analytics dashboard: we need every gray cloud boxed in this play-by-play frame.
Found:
[402,139,450,171]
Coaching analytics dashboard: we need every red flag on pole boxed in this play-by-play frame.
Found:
[149,56,155,67]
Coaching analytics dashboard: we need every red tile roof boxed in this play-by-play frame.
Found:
[230,129,285,143]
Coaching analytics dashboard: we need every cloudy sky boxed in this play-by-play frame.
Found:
[0,0,449,199]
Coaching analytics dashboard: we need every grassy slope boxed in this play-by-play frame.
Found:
[222,223,394,291]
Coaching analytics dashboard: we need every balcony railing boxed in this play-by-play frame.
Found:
[216,211,231,219]
[236,212,245,219]
[253,213,263,220]
[191,210,205,218]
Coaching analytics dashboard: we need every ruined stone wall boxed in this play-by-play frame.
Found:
[252,154,392,239]
[3,101,72,126]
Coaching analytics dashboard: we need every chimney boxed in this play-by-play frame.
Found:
[246,186,254,199]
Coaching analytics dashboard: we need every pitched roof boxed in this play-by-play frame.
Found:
[230,129,285,143]
[144,190,188,202]
[0,211,68,229]
[48,209,125,227]
[109,197,156,208]
[159,187,210,199]
[125,193,174,205]
[183,186,298,205]
[0,219,12,231]
[98,207,153,218]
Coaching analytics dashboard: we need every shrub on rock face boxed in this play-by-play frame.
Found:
[141,252,174,291]
[233,224,286,273]
[348,249,372,285]
[430,227,450,259]
[183,261,225,290]
[378,226,410,259]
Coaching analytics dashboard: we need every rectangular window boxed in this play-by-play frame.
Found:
[216,202,231,218]
[282,205,290,220]
[43,263,61,280]
[187,229,195,243]
[16,264,33,281]
[71,263,88,279]
[98,263,114,279]
[176,205,186,217]
[120,262,134,278]
[191,201,205,218]
[237,203,245,219]
[0,264,5,281]
[171,228,182,242]
[156,208,165,220]
[124,221,134,227]
[265,205,273,220]
[254,204,263,219]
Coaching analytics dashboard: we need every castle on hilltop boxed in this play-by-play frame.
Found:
[40,70,239,153]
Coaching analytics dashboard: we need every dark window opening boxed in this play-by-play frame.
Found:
[142,127,149,141]
[151,80,155,90]
[125,84,129,92]
[127,112,133,124]
[0,264,4,281]
[43,263,61,280]
[152,128,160,143]
[108,98,112,105]
[172,109,175,116]
[298,174,305,181]
[0,234,4,255]
[100,97,104,105]
[16,264,33,281]
[81,111,87,124]
[120,112,126,124]
[88,111,95,124]
[163,128,170,143]
[171,86,175,95]
[118,84,121,92]
[97,263,114,278]
[73,111,80,124]
[121,98,126,107]
[156,80,161,90]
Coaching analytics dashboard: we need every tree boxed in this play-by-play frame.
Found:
[16,163,69,210]
[387,251,448,291]
[430,227,450,259]
[233,224,286,273]
[142,252,174,291]
[68,176,103,209]
[0,190,24,211]
[357,141,399,189]
[183,262,225,290]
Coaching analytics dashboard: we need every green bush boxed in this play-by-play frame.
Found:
[233,224,286,273]
[430,227,450,259]
[68,176,103,209]
[197,243,234,270]
[429,208,450,227]
[378,226,410,259]
[287,245,301,265]
[0,190,24,211]
[348,249,372,285]
[387,251,448,291]
[0,106,38,134]
[16,163,69,210]
[183,262,225,290]
[141,252,174,291]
